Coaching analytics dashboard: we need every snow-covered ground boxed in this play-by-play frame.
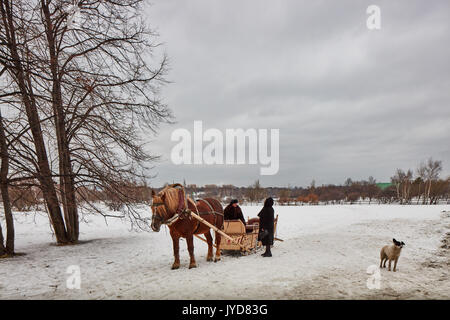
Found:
[1,204,449,299]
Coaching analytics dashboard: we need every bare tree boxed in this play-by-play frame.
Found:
[366,176,377,204]
[390,170,401,202]
[245,180,267,204]
[429,178,450,204]
[416,164,427,204]
[0,0,70,243]
[402,169,413,204]
[278,188,291,205]
[423,158,442,204]
[41,0,170,228]
[0,109,14,254]
[391,169,413,204]
[0,0,171,243]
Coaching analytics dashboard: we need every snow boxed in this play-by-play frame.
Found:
[1,204,449,299]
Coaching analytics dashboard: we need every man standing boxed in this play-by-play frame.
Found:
[224,199,246,225]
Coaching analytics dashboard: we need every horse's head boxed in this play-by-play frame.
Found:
[151,190,165,232]
[150,187,180,232]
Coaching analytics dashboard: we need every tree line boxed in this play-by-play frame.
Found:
[0,0,170,256]
[180,158,449,206]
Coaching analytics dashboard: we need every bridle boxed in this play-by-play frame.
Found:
[151,200,171,225]
[151,184,190,226]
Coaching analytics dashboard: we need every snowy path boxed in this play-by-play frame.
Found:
[1,205,449,299]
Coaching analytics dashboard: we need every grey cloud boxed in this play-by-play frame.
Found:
[144,0,450,187]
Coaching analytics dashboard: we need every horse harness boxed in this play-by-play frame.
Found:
[192,198,223,233]
[152,187,223,231]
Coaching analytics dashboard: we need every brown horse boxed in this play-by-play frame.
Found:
[150,184,224,269]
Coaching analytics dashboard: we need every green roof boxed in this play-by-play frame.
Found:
[376,182,393,190]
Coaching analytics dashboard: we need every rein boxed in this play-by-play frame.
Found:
[152,200,183,226]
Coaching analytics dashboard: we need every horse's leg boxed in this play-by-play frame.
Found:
[187,235,197,269]
[205,231,214,262]
[171,233,180,270]
[214,231,222,262]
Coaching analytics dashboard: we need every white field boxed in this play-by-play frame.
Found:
[0,204,449,299]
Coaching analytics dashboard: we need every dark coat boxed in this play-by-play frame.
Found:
[224,204,246,225]
[258,198,274,246]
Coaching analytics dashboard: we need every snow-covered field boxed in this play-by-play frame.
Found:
[1,205,449,299]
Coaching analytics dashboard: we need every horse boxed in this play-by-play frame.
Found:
[150,184,224,269]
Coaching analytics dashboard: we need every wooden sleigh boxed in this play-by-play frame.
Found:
[192,213,279,255]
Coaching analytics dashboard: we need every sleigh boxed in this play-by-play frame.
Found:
[193,214,279,255]
[221,215,279,254]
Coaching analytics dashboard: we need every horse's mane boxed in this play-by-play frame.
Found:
[160,184,193,210]
[158,185,198,216]
[158,186,179,213]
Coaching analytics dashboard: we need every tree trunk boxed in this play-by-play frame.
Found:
[417,183,421,204]
[0,223,5,255]
[395,183,400,204]
[425,180,431,204]
[0,111,14,254]
[41,0,79,242]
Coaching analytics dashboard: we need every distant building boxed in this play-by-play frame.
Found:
[376,182,393,190]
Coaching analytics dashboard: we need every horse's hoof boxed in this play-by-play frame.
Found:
[214,257,221,263]
[171,264,180,270]
[189,263,197,269]
[206,257,213,262]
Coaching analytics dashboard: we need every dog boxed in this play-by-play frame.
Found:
[380,238,405,272]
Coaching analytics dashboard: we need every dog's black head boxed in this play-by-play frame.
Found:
[393,238,405,248]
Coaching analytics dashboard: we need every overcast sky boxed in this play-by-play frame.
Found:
[143,0,450,188]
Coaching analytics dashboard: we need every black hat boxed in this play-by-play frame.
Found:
[230,199,238,204]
